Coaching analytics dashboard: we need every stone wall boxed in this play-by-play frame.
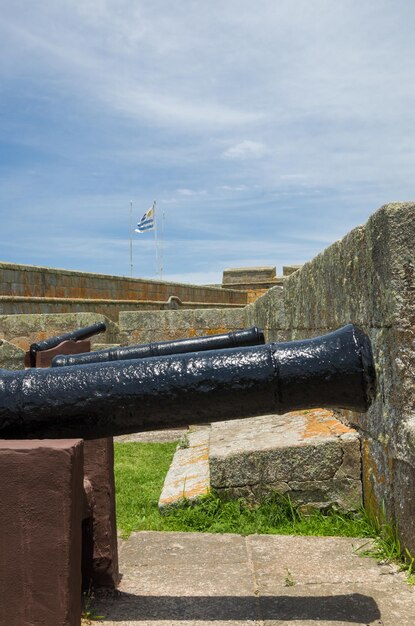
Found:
[1,203,414,556]
[0,312,126,353]
[0,262,247,320]
[222,265,284,300]
[247,202,415,555]
[119,309,247,344]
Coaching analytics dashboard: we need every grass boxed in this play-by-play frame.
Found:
[114,441,414,584]
[81,588,105,624]
[114,440,178,535]
[356,506,415,585]
[114,441,374,538]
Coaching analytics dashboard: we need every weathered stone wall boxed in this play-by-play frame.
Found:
[0,339,25,370]
[0,308,249,365]
[222,266,283,299]
[248,202,415,555]
[119,309,247,344]
[0,262,248,320]
[0,312,126,352]
[0,295,244,321]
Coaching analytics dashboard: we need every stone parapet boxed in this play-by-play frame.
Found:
[0,312,126,352]
[0,261,247,306]
[247,202,415,555]
[119,308,247,344]
[283,264,302,276]
[223,266,277,285]
[0,294,244,320]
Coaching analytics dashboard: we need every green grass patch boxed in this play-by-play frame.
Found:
[356,506,415,585]
[114,441,178,535]
[114,441,374,539]
[114,441,415,583]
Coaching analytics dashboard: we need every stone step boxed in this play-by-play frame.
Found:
[210,409,362,511]
[158,426,211,511]
[159,409,362,512]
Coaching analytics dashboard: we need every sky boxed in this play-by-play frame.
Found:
[1,1,414,284]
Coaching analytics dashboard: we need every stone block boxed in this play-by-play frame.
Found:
[0,439,84,626]
[159,427,210,510]
[209,410,362,510]
[0,338,25,369]
[223,266,276,285]
[83,437,120,588]
[283,264,303,276]
[392,458,415,556]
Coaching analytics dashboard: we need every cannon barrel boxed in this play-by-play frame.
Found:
[29,322,107,367]
[0,324,376,441]
[51,327,265,367]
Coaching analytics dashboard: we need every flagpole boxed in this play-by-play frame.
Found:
[160,211,165,280]
[129,200,133,277]
[153,200,160,278]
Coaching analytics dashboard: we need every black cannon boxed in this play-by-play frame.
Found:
[28,322,107,367]
[51,327,265,367]
[0,324,375,441]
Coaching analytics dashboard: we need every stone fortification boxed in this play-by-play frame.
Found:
[1,202,413,556]
[0,312,124,355]
[222,265,284,302]
[247,202,415,555]
[118,308,247,344]
[0,262,247,319]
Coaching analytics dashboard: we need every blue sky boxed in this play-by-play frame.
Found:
[1,1,414,284]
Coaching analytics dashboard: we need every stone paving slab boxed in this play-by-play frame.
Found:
[158,428,210,509]
[94,531,414,626]
[246,535,395,586]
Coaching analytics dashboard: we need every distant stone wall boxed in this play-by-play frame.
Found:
[0,312,126,353]
[247,202,415,555]
[0,339,25,370]
[0,262,247,320]
[119,309,247,344]
[222,265,283,296]
[0,295,244,320]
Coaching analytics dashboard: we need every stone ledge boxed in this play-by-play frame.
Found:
[209,409,362,511]
[158,427,210,510]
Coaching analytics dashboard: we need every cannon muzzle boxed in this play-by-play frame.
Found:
[0,324,376,440]
[51,327,265,367]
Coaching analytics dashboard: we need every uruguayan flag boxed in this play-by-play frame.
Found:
[135,205,154,233]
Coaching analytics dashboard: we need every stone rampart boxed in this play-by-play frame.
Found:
[247,202,415,554]
[0,262,248,320]
[119,308,247,344]
[0,312,126,353]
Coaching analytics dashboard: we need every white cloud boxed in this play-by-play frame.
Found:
[219,185,249,192]
[222,140,267,160]
[176,189,207,197]
[1,0,415,282]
